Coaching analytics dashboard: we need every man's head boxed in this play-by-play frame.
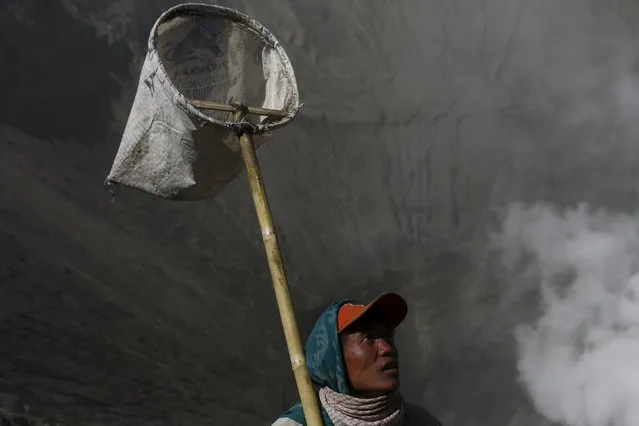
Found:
[336,292,408,398]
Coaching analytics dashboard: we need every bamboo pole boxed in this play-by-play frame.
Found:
[233,111,324,426]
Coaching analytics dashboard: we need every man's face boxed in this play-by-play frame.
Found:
[340,315,400,398]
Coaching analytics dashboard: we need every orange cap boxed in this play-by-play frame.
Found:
[337,292,408,333]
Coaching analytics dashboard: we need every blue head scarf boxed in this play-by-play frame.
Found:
[279,299,356,425]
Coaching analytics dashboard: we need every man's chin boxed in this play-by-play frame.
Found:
[358,383,400,398]
[379,376,400,393]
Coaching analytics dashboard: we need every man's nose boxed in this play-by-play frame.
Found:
[377,337,396,356]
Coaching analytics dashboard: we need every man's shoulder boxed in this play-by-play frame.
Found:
[405,402,443,426]
[271,417,303,426]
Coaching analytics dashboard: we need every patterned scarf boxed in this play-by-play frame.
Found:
[318,386,405,426]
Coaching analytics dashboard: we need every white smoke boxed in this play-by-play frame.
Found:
[492,202,639,426]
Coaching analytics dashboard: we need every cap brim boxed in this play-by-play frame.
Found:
[341,292,408,333]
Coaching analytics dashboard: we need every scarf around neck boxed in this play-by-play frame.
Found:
[279,300,406,426]
[319,386,405,426]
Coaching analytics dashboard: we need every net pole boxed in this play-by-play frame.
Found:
[234,111,325,426]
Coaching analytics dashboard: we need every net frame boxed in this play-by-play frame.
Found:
[149,2,301,133]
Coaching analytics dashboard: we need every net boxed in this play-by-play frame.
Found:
[105,3,301,200]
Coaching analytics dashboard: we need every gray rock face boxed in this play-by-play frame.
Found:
[2,1,639,425]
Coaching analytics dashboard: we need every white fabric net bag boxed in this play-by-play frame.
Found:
[105,3,301,200]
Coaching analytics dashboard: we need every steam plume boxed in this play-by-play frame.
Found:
[493,203,639,426]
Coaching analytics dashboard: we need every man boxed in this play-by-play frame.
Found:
[272,292,441,426]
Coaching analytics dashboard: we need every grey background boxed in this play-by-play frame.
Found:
[3,0,639,425]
